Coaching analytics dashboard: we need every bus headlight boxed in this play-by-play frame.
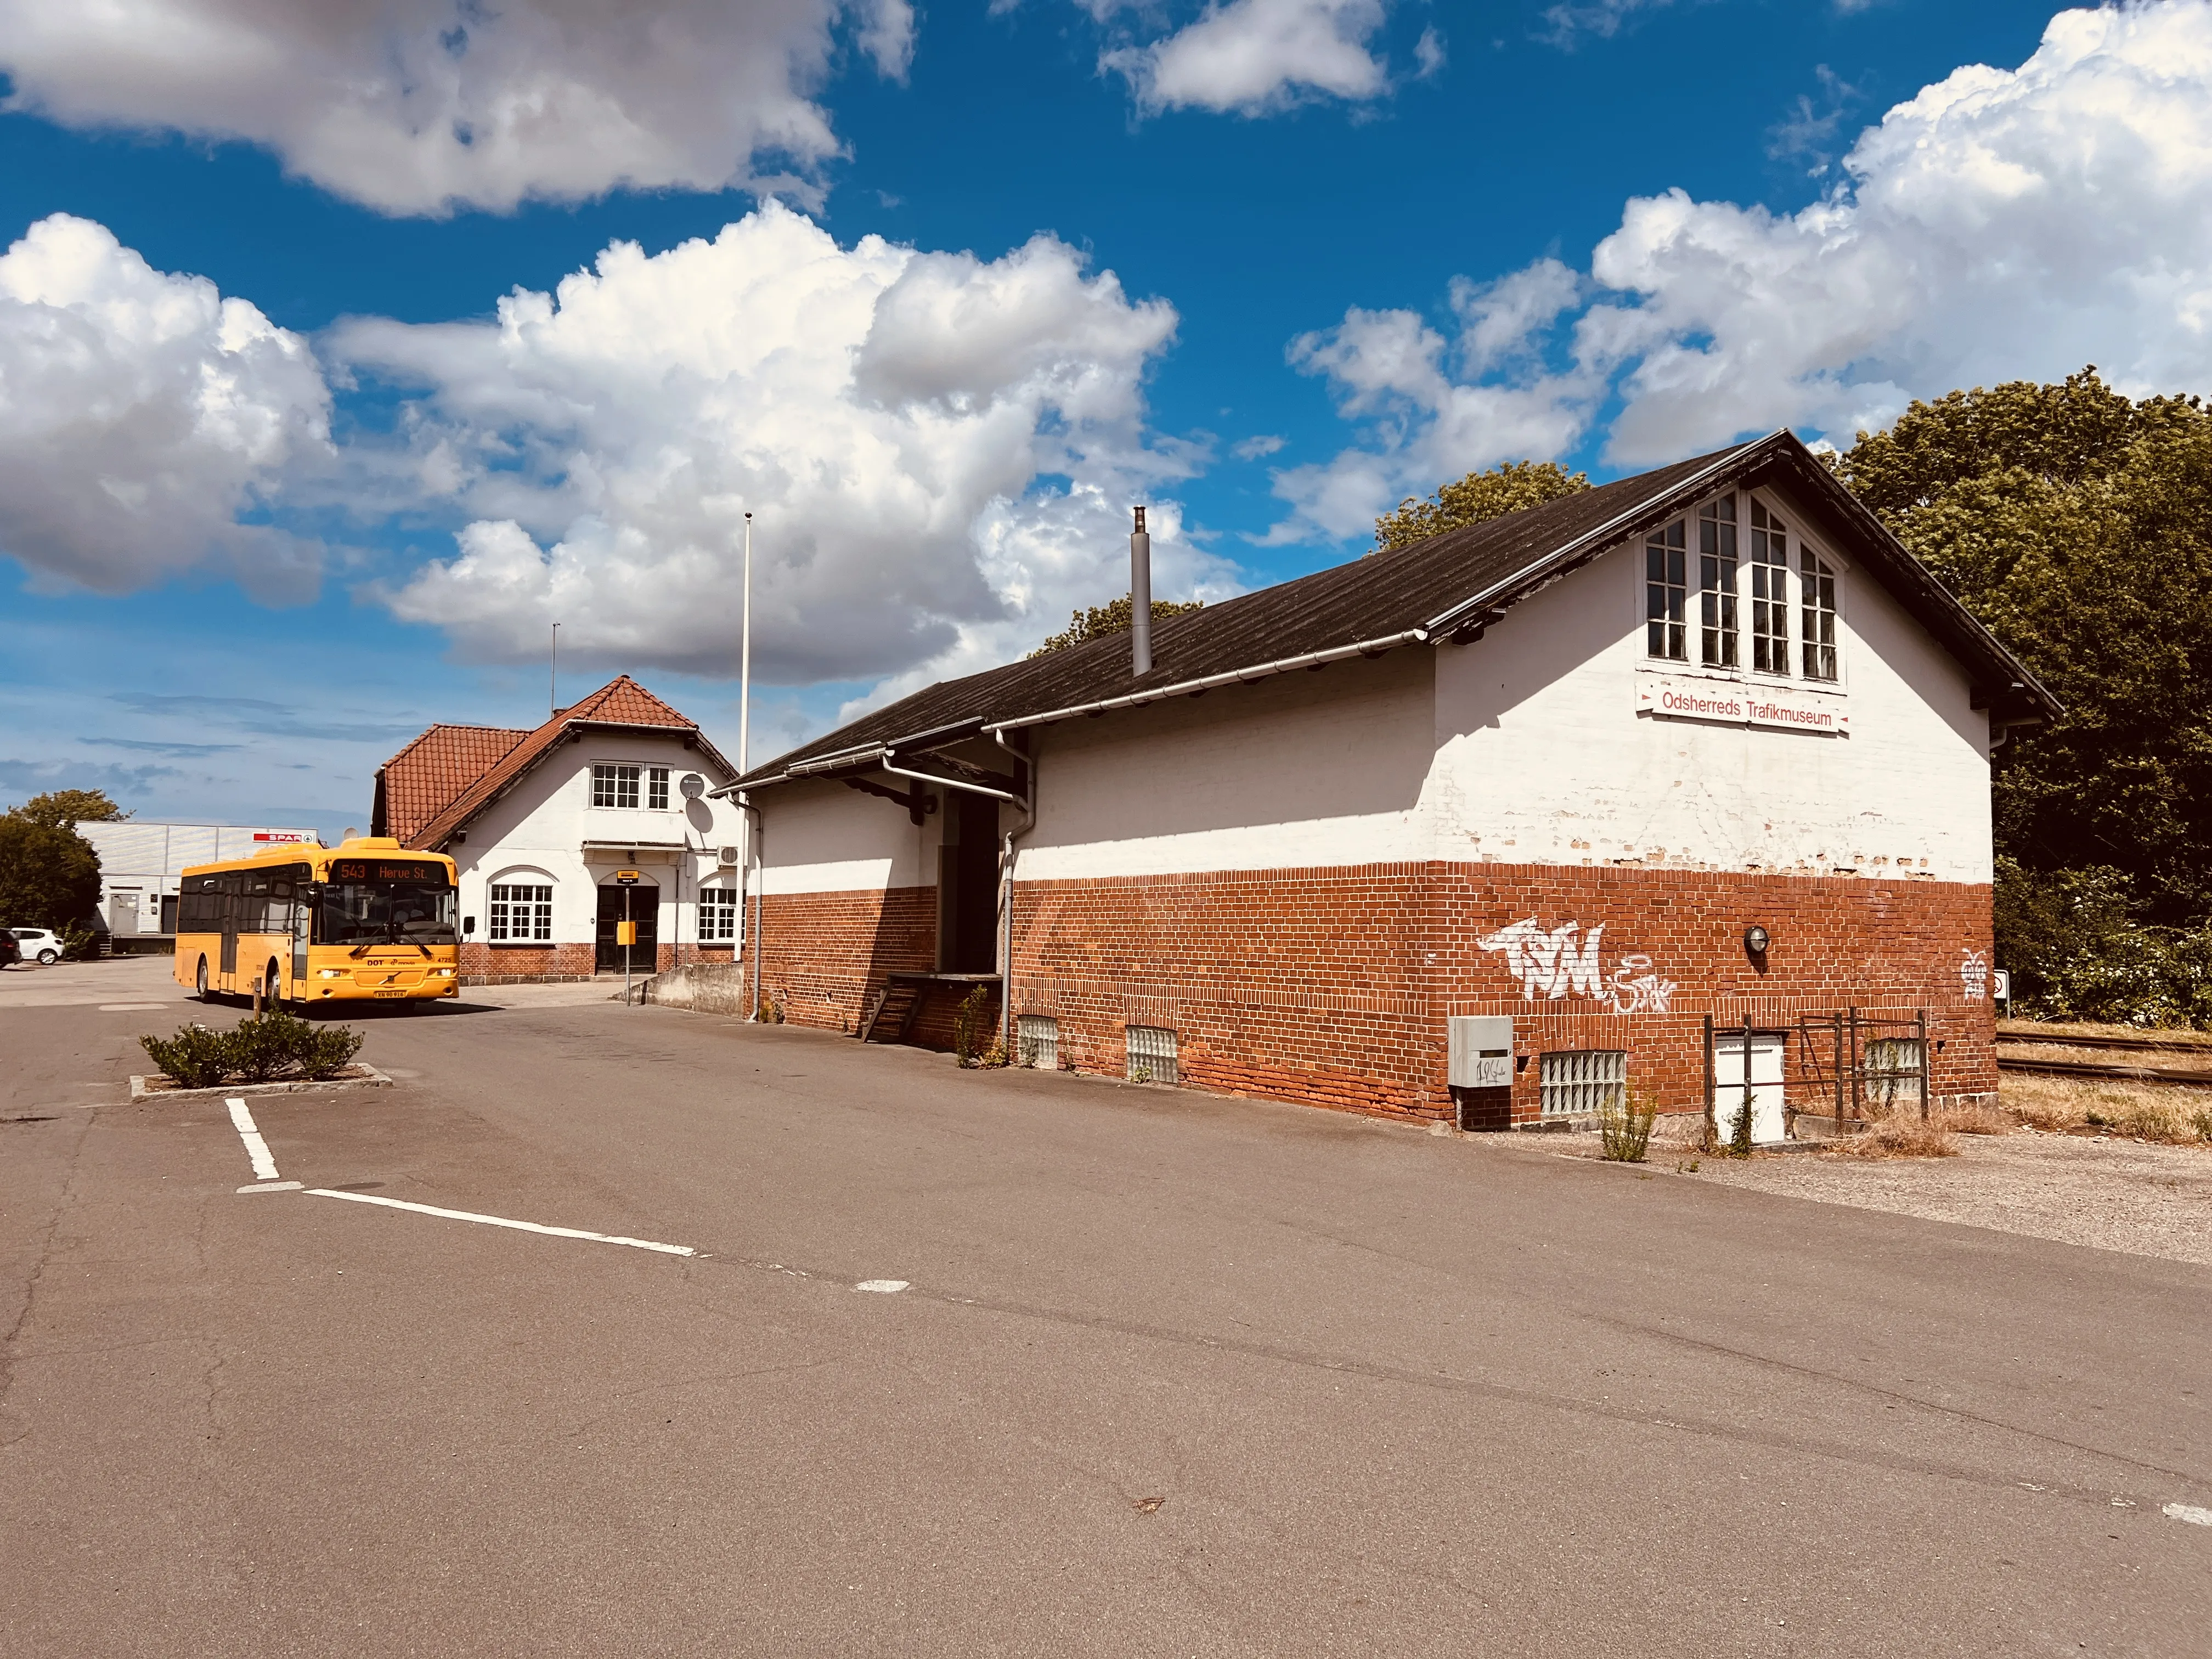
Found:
[318,969,343,979]
[429,966,455,978]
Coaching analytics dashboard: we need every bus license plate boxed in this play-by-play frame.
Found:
[373,988,409,997]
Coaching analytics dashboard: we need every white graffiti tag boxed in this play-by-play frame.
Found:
[1960,948,1990,1000]
[1478,919,1677,1014]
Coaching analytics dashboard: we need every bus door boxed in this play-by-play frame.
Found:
[218,875,240,979]
[292,895,311,986]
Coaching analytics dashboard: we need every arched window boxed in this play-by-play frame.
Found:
[488,871,555,942]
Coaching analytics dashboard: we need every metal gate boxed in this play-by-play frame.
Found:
[1705,1009,1931,1143]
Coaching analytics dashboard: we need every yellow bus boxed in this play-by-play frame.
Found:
[173,836,460,1009]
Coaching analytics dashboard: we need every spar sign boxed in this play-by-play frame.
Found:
[1636,673,1849,734]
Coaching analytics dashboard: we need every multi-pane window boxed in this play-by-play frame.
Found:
[1748,499,1790,674]
[1698,496,1738,668]
[1800,550,1839,680]
[1645,520,1688,661]
[647,766,670,810]
[488,883,553,943]
[591,763,640,808]
[1540,1049,1628,1116]
[1018,1014,1060,1070]
[1125,1024,1179,1086]
[699,884,738,943]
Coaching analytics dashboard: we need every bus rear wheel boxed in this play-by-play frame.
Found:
[195,958,211,1002]
[266,960,284,1012]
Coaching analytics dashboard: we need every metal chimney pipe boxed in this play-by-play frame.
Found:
[1130,505,1152,677]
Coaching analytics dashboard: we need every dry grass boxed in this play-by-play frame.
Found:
[1829,1114,1959,1159]
[2000,1073,2212,1146]
[1998,1018,2212,1051]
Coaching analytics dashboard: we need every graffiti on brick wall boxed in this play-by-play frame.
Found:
[1960,947,1989,1000]
[1477,918,1677,1013]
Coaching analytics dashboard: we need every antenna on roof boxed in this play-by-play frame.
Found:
[549,622,560,716]
[1130,506,1152,678]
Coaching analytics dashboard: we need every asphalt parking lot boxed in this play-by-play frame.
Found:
[2,958,2208,1656]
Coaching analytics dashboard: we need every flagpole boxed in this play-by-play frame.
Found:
[740,513,757,1021]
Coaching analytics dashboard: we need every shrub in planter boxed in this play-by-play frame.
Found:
[296,1022,364,1080]
[139,1024,235,1090]
[229,1012,305,1082]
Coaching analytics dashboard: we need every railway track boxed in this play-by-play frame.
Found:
[1995,1030,2212,1089]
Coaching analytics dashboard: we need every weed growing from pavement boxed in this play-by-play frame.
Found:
[1599,1084,1658,1162]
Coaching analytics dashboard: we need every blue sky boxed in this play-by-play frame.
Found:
[1,1,2202,840]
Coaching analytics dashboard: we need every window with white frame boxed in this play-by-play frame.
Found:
[1645,520,1688,661]
[488,883,554,943]
[591,763,640,808]
[647,766,670,810]
[1748,499,1790,674]
[1801,549,1839,680]
[700,884,738,943]
[1698,496,1739,668]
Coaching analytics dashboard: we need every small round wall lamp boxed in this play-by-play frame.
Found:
[1743,924,1771,955]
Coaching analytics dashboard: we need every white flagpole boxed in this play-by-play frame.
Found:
[740,514,753,774]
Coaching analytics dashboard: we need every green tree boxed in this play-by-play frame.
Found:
[5,788,128,831]
[0,817,101,929]
[1373,459,1590,554]
[1029,595,1204,658]
[1835,369,2212,929]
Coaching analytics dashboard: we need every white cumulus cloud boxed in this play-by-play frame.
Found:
[343,204,1233,694]
[1278,0,2212,539]
[0,0,915,216]
[0,214,331,595]
[1101,0,1400,114]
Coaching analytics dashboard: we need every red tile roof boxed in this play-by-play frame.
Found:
[379,675,736,852]
[376,724,529,843]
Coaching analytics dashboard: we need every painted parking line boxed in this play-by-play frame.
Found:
[2168,1503,2212,1527]
[304,1188,695,1257]
[226,1097,281,1183]
[855,1279,910,1294]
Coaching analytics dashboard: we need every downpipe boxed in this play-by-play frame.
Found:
[993,729,1035,1059]
[738,791,764,1022]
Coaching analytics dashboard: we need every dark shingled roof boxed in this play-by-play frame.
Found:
[737,431,2057,787]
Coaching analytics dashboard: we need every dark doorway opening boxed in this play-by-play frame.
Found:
[596,882,659,973]
[938,793,1000,973]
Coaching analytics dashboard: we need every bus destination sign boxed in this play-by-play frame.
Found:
[332,860,451,884]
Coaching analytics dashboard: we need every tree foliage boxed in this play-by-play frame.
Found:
[0,817,101,929]
[1373,460,1590,554]
[1837,369,2212,1022]
[1029,596,1204,658]
[6,788,128,831]
[0,788,119,930]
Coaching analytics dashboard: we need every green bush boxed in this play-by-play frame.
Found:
[137,1013,364,1088]
[1995,858,2212,1028]
[138,1024,235,1090]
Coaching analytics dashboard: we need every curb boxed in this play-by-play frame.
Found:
[127,1064,394,1104]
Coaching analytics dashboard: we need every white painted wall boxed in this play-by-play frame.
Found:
[1018,647,1436,881]
[1426,486,1991,882]
[448,730,743,952]
[757,483,1995,890]
[756,775,938,894]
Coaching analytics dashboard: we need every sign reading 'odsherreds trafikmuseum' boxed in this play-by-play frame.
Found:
[1636,674,1850,734]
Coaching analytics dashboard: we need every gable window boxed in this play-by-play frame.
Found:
[1699,496,1738,668]
[591,763,640,809]
[1748,499,1790,674]
[1801,550,1839,680]
[1645,520,1688,661]
[489,883,553,943]
[647,766,670,810]
[700,884,737,943]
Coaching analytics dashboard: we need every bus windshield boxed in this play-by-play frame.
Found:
[318,880,458,947]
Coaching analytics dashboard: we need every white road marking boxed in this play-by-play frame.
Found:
[304,1188,695,1256]
[226,1097,281,1182]
[100,1003,171,1011]
[855,1279,910,1294]
[2166,1503,2212,1527]
[236,1181,304,1194]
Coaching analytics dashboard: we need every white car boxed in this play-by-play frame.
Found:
[9,927,61,965]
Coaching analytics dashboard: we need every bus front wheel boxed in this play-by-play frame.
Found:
[195,958,211,1002]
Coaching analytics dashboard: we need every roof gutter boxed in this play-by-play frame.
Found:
[985,627,1432,735]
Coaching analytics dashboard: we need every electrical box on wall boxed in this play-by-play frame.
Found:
[1448,1016,1514,1088]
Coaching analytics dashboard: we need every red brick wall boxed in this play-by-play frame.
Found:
[1009,860,1995,1125]
[731,861,1997,1126]
[741,886,937,1033]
